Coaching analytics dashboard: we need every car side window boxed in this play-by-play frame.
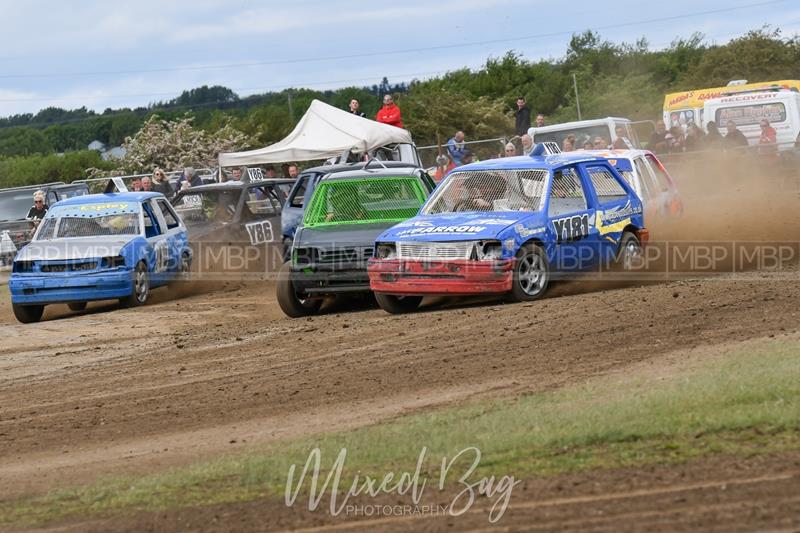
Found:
[246,186,281,216]
[156,199,181,230]
[143,204,162,238]
[586,166,628,204]
[645,154,672,193]
[633,158,655,198]
[548,167,587,217]
[289,176,310,208]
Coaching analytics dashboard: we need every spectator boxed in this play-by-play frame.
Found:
[376,94,403,128]
[265,165,277,179]
[461,149,474,165]
[514,96,531,136]
[141,176,153,192]
[504,142,517,157]
[520,134,533,155]
[178,167,203,188]
[535,114,545,128]
[434,153,455,182]
[758,119,778,154]
[649,121,669,153]
[705,121,723,149]
[230,168,243,182]
[725,120,749,149]
[562,137,575,152]
[131,178,143,192]
[288,164,299,178]
[151,168,173,197]
[612,126,633,150]
[447,131,468,166]
[349,98,365,118]
[26,191,48,222]
[684,123,705,152]
[593,136,609,150]
[668,126,685,153]
[281,163,291,179]
[582,140,593,150]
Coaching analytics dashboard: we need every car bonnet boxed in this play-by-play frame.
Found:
[379,212,542,242]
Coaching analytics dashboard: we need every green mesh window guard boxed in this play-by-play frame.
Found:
[303,177,427,227]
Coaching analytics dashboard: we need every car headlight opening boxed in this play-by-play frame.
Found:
[375,242,397,260]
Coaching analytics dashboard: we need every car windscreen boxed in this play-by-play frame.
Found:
[36,202,142,240]
[303,177,427,227]
[173,190,240,223]
[0,190,37,221]
[423,169,549,214]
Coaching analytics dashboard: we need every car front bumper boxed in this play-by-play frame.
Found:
[290,261,370,294]
[367,258,514,295]
[9,268,134,305]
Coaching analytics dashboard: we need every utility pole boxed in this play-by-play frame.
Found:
[572,73,582,121]
[287,91,294,125]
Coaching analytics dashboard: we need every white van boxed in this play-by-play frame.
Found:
[528,117,640,150]
[703,90,800,150]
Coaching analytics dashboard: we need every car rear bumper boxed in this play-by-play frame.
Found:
[367,259,514,295]
[9,269,133,305]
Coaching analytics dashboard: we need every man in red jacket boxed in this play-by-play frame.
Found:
[376,94,403,128]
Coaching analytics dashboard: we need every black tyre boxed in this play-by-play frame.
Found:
[175,252,192,282]
[616,231,643,271]
[120,261,150,308]
[374,293,422,314]
[12,303,44,324]
[276,262,322,318]
[507,243,549,302]
[67,302,87,312]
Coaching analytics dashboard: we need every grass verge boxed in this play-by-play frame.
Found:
[2,336,799,527]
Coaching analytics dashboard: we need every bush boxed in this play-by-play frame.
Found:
[0,151,115,187]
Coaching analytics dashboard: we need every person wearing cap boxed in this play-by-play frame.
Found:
[27,191,48,222]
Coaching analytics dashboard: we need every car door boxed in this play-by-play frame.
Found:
[242,184,281,246]
[582,162,636,264]
[154,198,187,277]
[547,165,598,272]
[142,199,171,285]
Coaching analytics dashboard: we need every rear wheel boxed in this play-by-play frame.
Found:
[12,304,44,324]
[276,262,322,318]
[120,262,149,308]
[67,302,87,312]
[507,244,549,302]
[375,293,422,314]
[616,232,643,271]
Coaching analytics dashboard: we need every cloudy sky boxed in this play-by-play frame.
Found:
[0,0,798,117]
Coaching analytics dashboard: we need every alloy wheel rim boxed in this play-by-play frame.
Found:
[135,268,149,303]
[518,253,546,296]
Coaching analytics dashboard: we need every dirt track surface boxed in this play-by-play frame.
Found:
[1,262,799,529]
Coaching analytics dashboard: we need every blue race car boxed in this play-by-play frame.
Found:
[9,192,191,323]
[367,145,648,313]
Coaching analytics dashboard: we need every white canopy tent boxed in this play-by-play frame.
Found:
[218,99,412,167]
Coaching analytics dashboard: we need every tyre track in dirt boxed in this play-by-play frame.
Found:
[1,268,799,501]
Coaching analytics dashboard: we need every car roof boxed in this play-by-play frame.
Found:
[54,192,163,206]
[302,160,418,175]
[319,166,422,181]
[455,152,618,172]
[580,148,655,160]
[174,178,295,194]
[529,117,631,134]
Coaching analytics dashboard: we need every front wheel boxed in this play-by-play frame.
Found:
[276,262,322,318]
[507,244,549,302]
[13,304,44,324]
[120,262,150,308]
[375,293,422,314]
